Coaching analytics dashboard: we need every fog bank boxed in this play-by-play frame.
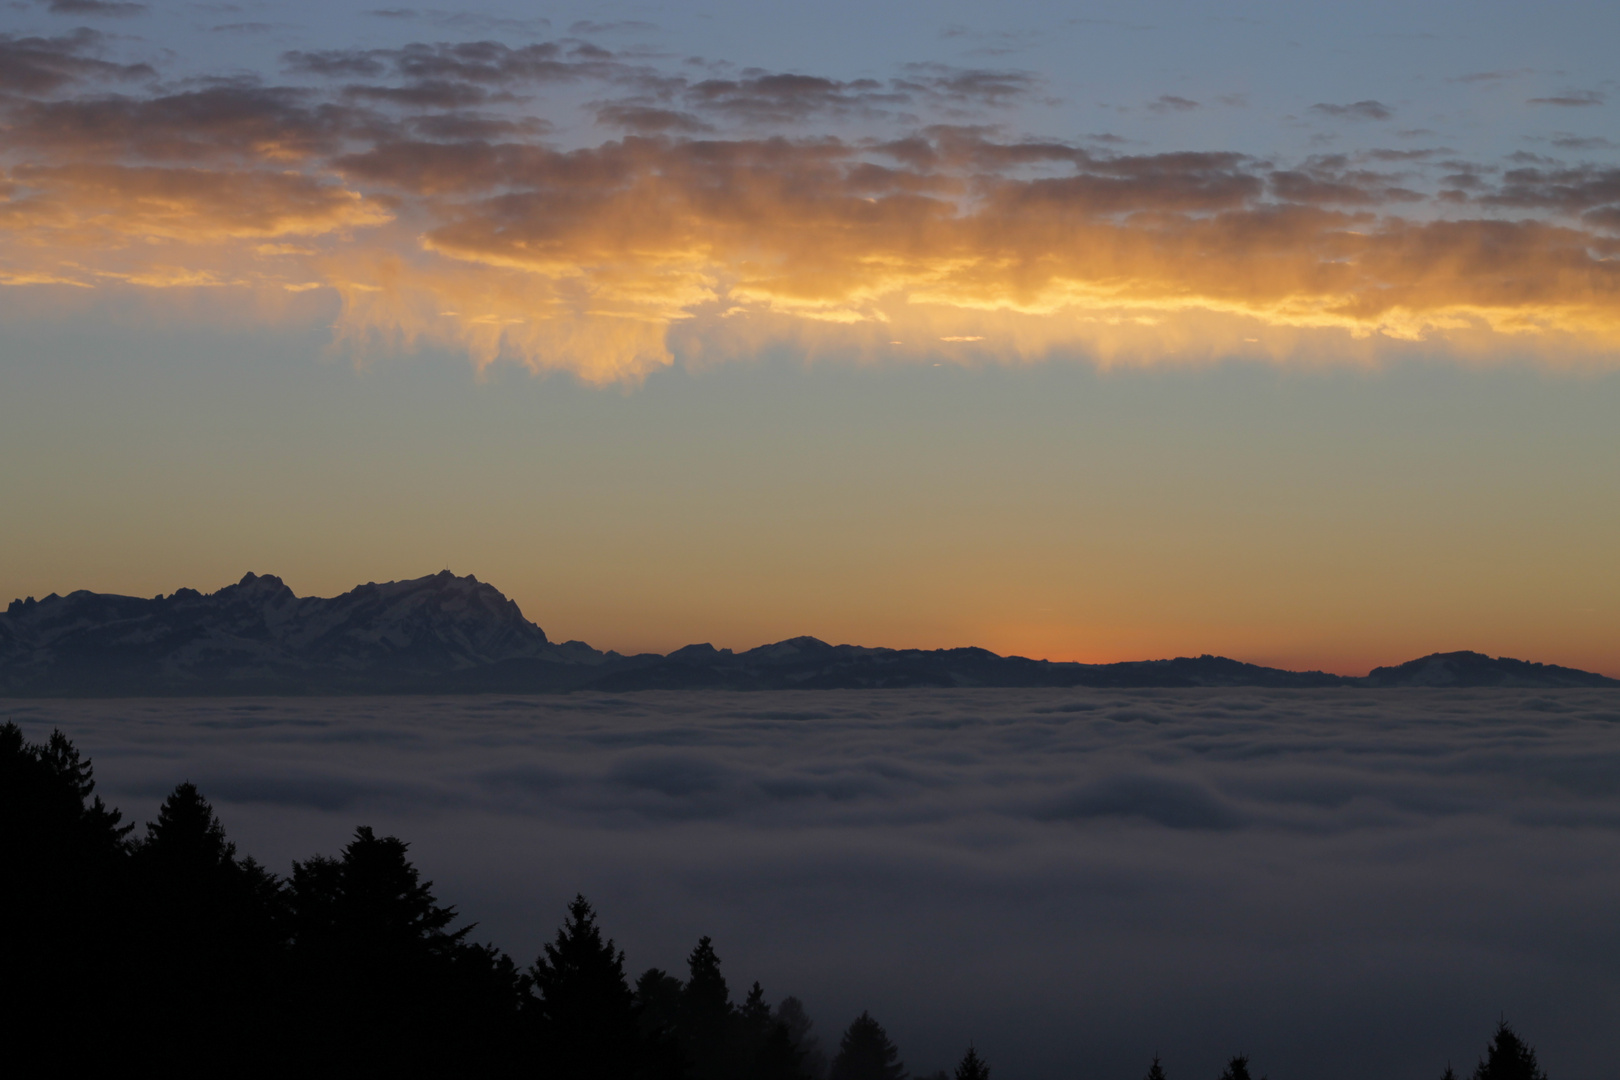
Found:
[10,688,1620,1078]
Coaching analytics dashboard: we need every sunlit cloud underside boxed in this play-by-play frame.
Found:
[4,31,1620,383]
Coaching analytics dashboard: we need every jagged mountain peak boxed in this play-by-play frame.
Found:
[0,571,563,693]
[217,572,298,606]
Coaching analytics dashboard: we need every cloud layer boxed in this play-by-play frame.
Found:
[3,30,1620,382]
[11,688,1620,1078]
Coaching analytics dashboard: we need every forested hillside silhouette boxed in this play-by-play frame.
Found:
[2,723,1551,1078]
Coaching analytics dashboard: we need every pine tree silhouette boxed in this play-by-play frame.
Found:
[686,936,734,1015]
[954,1044,990,1080]
[737,980,777,1078]
[754,1018,813,1080]
[287,825,520,1074]
[742,981,773,1031]
[829,1011,908,1080]
[635,967,690,1078]
[124,783,288,1067]
[1472,1022,1548,1080]
[1,724,132,1071]
[681,935,737,1080]
[1219,1055,1255,1080]
[637,967,686,1034]
[1145,1055,1168,1080]
[777,996,828,1080]
[528,894,641,1080]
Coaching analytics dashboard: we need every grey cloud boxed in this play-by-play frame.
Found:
[569,20,659,35]
[44,0,147,16]
[594,102,711,134]
[283,49,389,78]
[1584,206,1620,231]
[284,39,625,88]
[1480,164,1620,214]
[406,110,550,140]
[1147,94,1199,114]
[1309,100,1394,121]
[684,72,908,123]
[0,29,155,93]
[342,78,496,109]
[1452,69,1534,85]
[1362,147,1441,162]
[3,84,389,160]
[1000,147,1264,213]
[424,11,551,35]
[674,65,1038,126]
[1269,156,1424,205]
[1549,133,1616,150]
[1528,90,1604,107]
[895,64,1041,109]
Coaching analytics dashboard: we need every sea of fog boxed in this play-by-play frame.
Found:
[10,688,1620,1079]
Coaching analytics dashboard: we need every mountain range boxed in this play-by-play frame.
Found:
[1,572,1614,696]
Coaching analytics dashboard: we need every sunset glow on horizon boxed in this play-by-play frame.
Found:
[3,0,1618,676]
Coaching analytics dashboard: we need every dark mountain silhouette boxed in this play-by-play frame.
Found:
[1363,650,1615,689]
[1,573,1613,695]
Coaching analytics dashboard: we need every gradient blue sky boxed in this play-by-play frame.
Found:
[2,0,1617,673]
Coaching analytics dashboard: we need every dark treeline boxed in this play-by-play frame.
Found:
[3,723,1551,1079]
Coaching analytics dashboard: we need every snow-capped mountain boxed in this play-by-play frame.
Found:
[0,571,593,694]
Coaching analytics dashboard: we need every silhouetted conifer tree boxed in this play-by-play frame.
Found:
[737,982,815,1080]
[1,724,131,1070]
[954,1045,990,1080]
[638,968,686,1032]
[743,981,773,1032]
[753,1019,813,1080]
[1219,1055,1255,1080]
[528,894,642,1079]
[288,825,521,1075]
[777,997,828,1080]
[829,1012,907,1080]
[681,936,737,1079]
[1443,1067,1460,1080]
[1472,1022,1548,1080]
[1145,1056,1168,1080]
[124,783,288,1067]
[635,967,690,1078]
[686,936,733,1014]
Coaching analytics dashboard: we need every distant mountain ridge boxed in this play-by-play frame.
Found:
[1,572,1614,696]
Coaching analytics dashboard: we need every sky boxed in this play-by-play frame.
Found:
[2,0,1619,674]
[14,688,1620,1078]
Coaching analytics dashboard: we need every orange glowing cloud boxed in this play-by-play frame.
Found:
[4,31,1620,383]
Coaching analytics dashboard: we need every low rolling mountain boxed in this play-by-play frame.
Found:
[1362,651,1618,688]
[1,573,1613,695]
